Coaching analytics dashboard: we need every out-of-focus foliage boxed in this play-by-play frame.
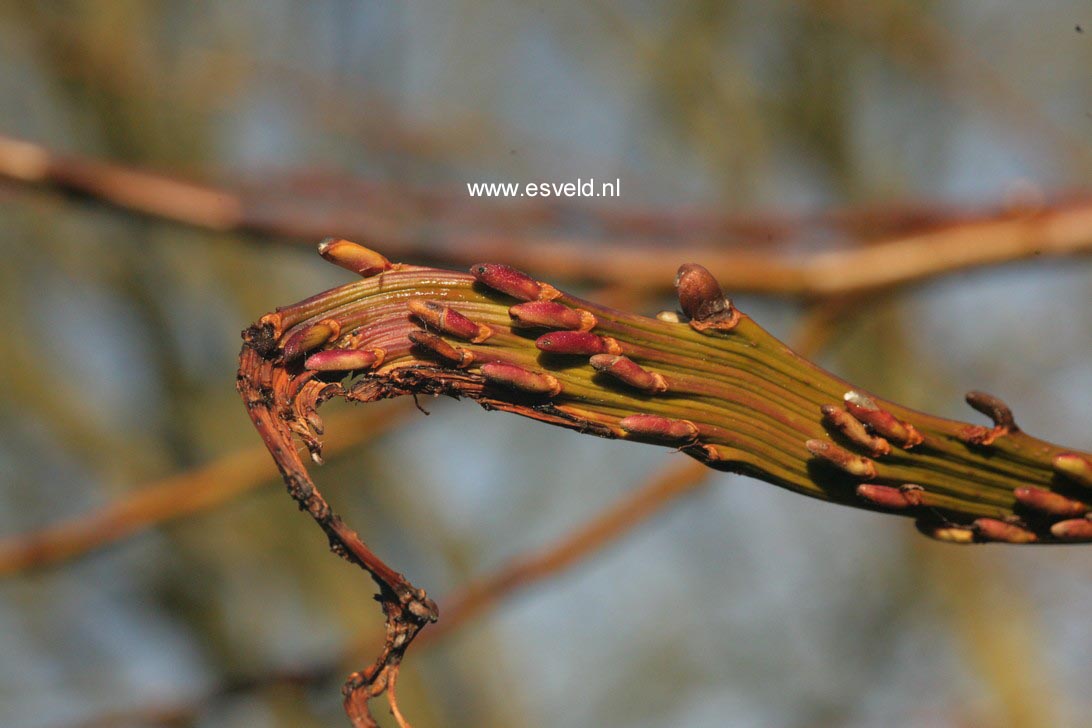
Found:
[0,2,1090,727]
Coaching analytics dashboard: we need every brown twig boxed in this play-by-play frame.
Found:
[236,348,438,727]
[58,457,711,728]
[3,134,1091,298]
[0,403,411,577]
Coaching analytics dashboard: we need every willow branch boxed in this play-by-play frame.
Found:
[4,134,1091,298]
[237,239,1092,725]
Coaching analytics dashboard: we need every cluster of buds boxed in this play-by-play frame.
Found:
[239,238,1092,728]
[243,239,1092,546]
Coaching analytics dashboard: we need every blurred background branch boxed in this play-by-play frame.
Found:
[3,132,1092,298]
[0,402,412,576]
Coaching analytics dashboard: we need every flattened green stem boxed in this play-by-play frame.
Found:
[241,243,1092,545]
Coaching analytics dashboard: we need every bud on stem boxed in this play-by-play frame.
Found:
[509,301,596,331]
[974,518,1037,544]
[856,483,924,509]
[317,238,392,277]
[805,439,878,479]
[1013,486,1089,518]
[536,331,620,356]
[304,348,383,372]
[408,300,491,342]
[1051,518,1092,541]
[1053,453,1092,488]
[843,391,923,449]
[471,263,559,301]
[409,330,473,367]
[480,362,561,396]
[589,354,667,393]
[675,263,739,331]
[821,405,891,457]
[619,414,699,443]
[282,319,341,360]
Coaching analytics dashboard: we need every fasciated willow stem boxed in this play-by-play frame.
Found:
[238,239,1092,727]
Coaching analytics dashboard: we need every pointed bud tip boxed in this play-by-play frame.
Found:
[856,483,923,509]
[409,330,472,366]
[1051,518,1092,541]
[317,238,392,277]
[281,320,340,360]
[480,361,561,396]
[471,263,557,301]
[619,414,698,443]
[509,301,595,331]
[974,518,1037,544]
[408,299,491,342]
[843,391,922,448]
[821,404,891,457]
[1053,453,1092,487]
[589,354,667,392]
[1013,485,1088,518]
[806,439,877,479]
[304,348,382,372]
[536,331,617,356]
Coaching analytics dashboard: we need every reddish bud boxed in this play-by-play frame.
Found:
[407,300,491,342]
[536,331,619,356]
[856,483,924,509]
[619,414,699,443]
[409,330,472,367]
[1051,518,1092,541]
[304,348,383,372]
[973,518,1037,544]
[821,405,890,457]
[282,319,340,360]
[805,439,878,479]
[843,390,923,448]
[480,362,561,396]
[1053,453,1092,488]
[317,238,392,277]
[1013,486,1089,518]
[589,354,667,393]
[471,263,558,301]
[509,301,595,331]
